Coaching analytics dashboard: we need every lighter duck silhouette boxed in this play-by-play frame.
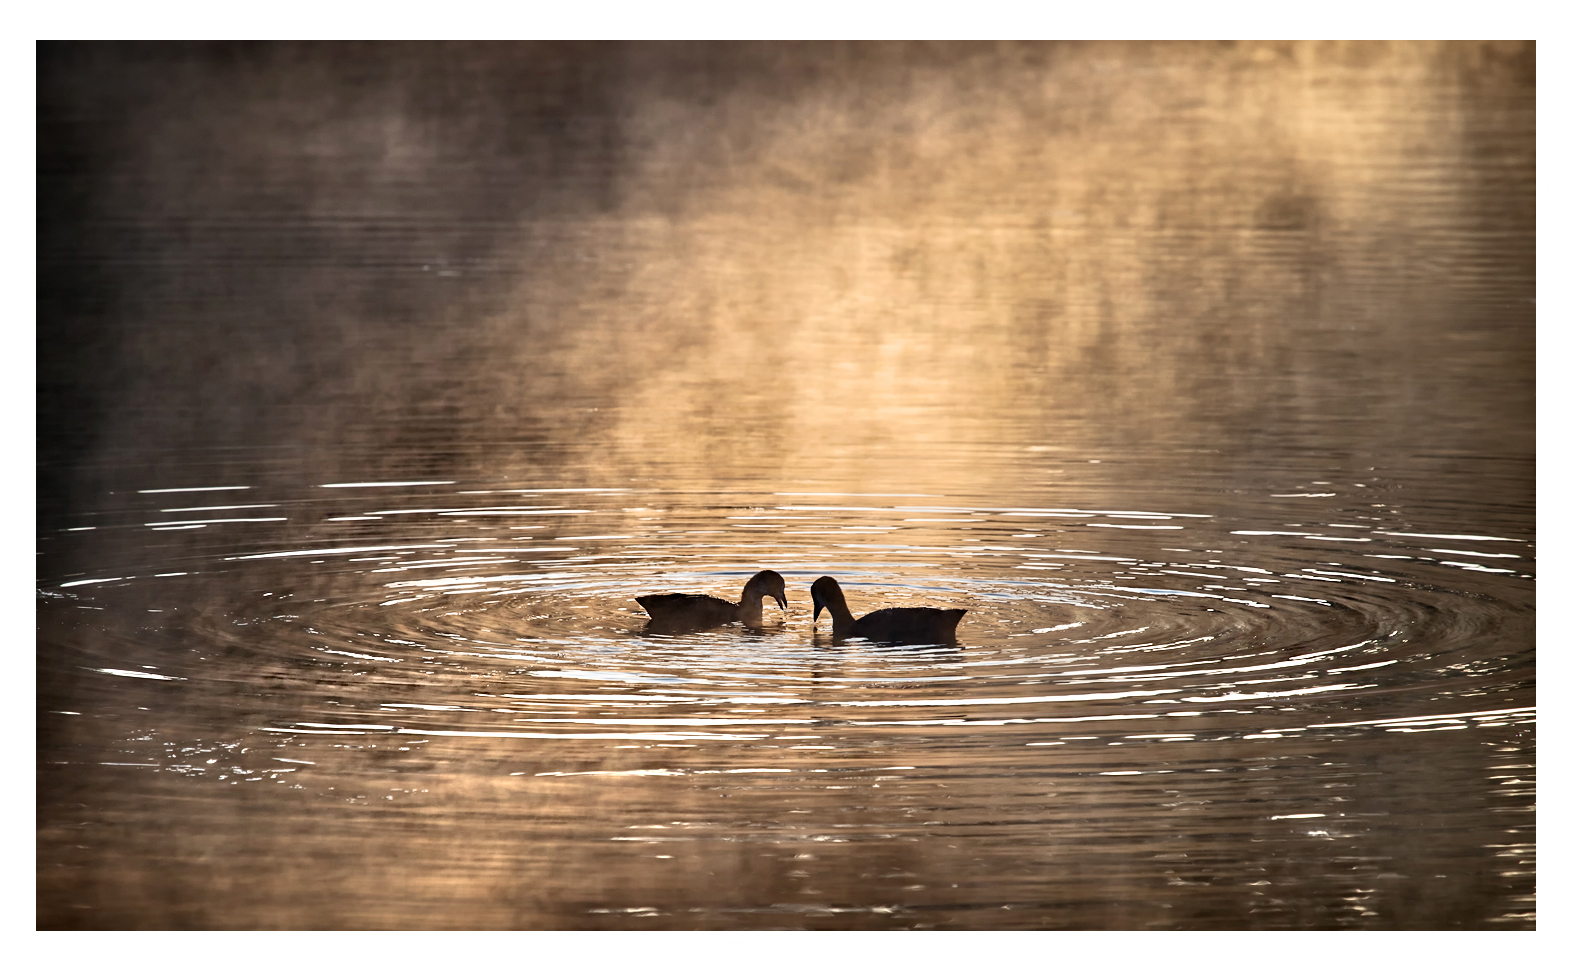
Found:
[636,569,789,634]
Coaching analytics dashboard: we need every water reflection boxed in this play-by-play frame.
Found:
[38,41,1532,929]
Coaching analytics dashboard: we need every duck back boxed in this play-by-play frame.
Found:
[851,607,967,645]
[635,593,739,633]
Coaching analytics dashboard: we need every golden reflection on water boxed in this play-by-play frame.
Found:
[436,41,1528,497]
[37,41,1533,930]
[37,41,1532,500]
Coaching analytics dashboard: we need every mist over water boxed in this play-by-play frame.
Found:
[38,41,1533,929]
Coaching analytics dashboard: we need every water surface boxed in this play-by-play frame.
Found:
[38,40,1533,930]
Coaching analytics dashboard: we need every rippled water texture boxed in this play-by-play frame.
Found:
[38,41,1534,929]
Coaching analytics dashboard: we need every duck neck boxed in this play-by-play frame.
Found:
[820,586,857,636]
[736,588,767,627]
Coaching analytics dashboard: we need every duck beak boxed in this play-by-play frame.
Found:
[811,589,824,623]
[773,593,788,611]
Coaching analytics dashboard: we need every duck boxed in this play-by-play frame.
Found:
[636,569,789,634]
[809,575,966,644]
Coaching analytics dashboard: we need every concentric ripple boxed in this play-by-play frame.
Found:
[45,480,1533,746]
[39,477,1534,928]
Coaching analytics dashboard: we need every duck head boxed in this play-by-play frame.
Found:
[747,569,789,611]
[810,575,841,623]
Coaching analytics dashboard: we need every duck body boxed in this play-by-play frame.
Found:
[637,569,788,634]
[810,575,966,645]
[634,593,744,631]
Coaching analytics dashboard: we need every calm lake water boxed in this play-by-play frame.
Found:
[37,41,1534,930]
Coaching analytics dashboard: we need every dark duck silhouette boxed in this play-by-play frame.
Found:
[636,569,789,634]
[809,575,966,644]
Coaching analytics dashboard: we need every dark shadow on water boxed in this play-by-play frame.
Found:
[633,620,795,639]
[811,631,964,660]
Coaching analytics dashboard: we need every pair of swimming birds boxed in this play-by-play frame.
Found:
[636,569,966,643]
